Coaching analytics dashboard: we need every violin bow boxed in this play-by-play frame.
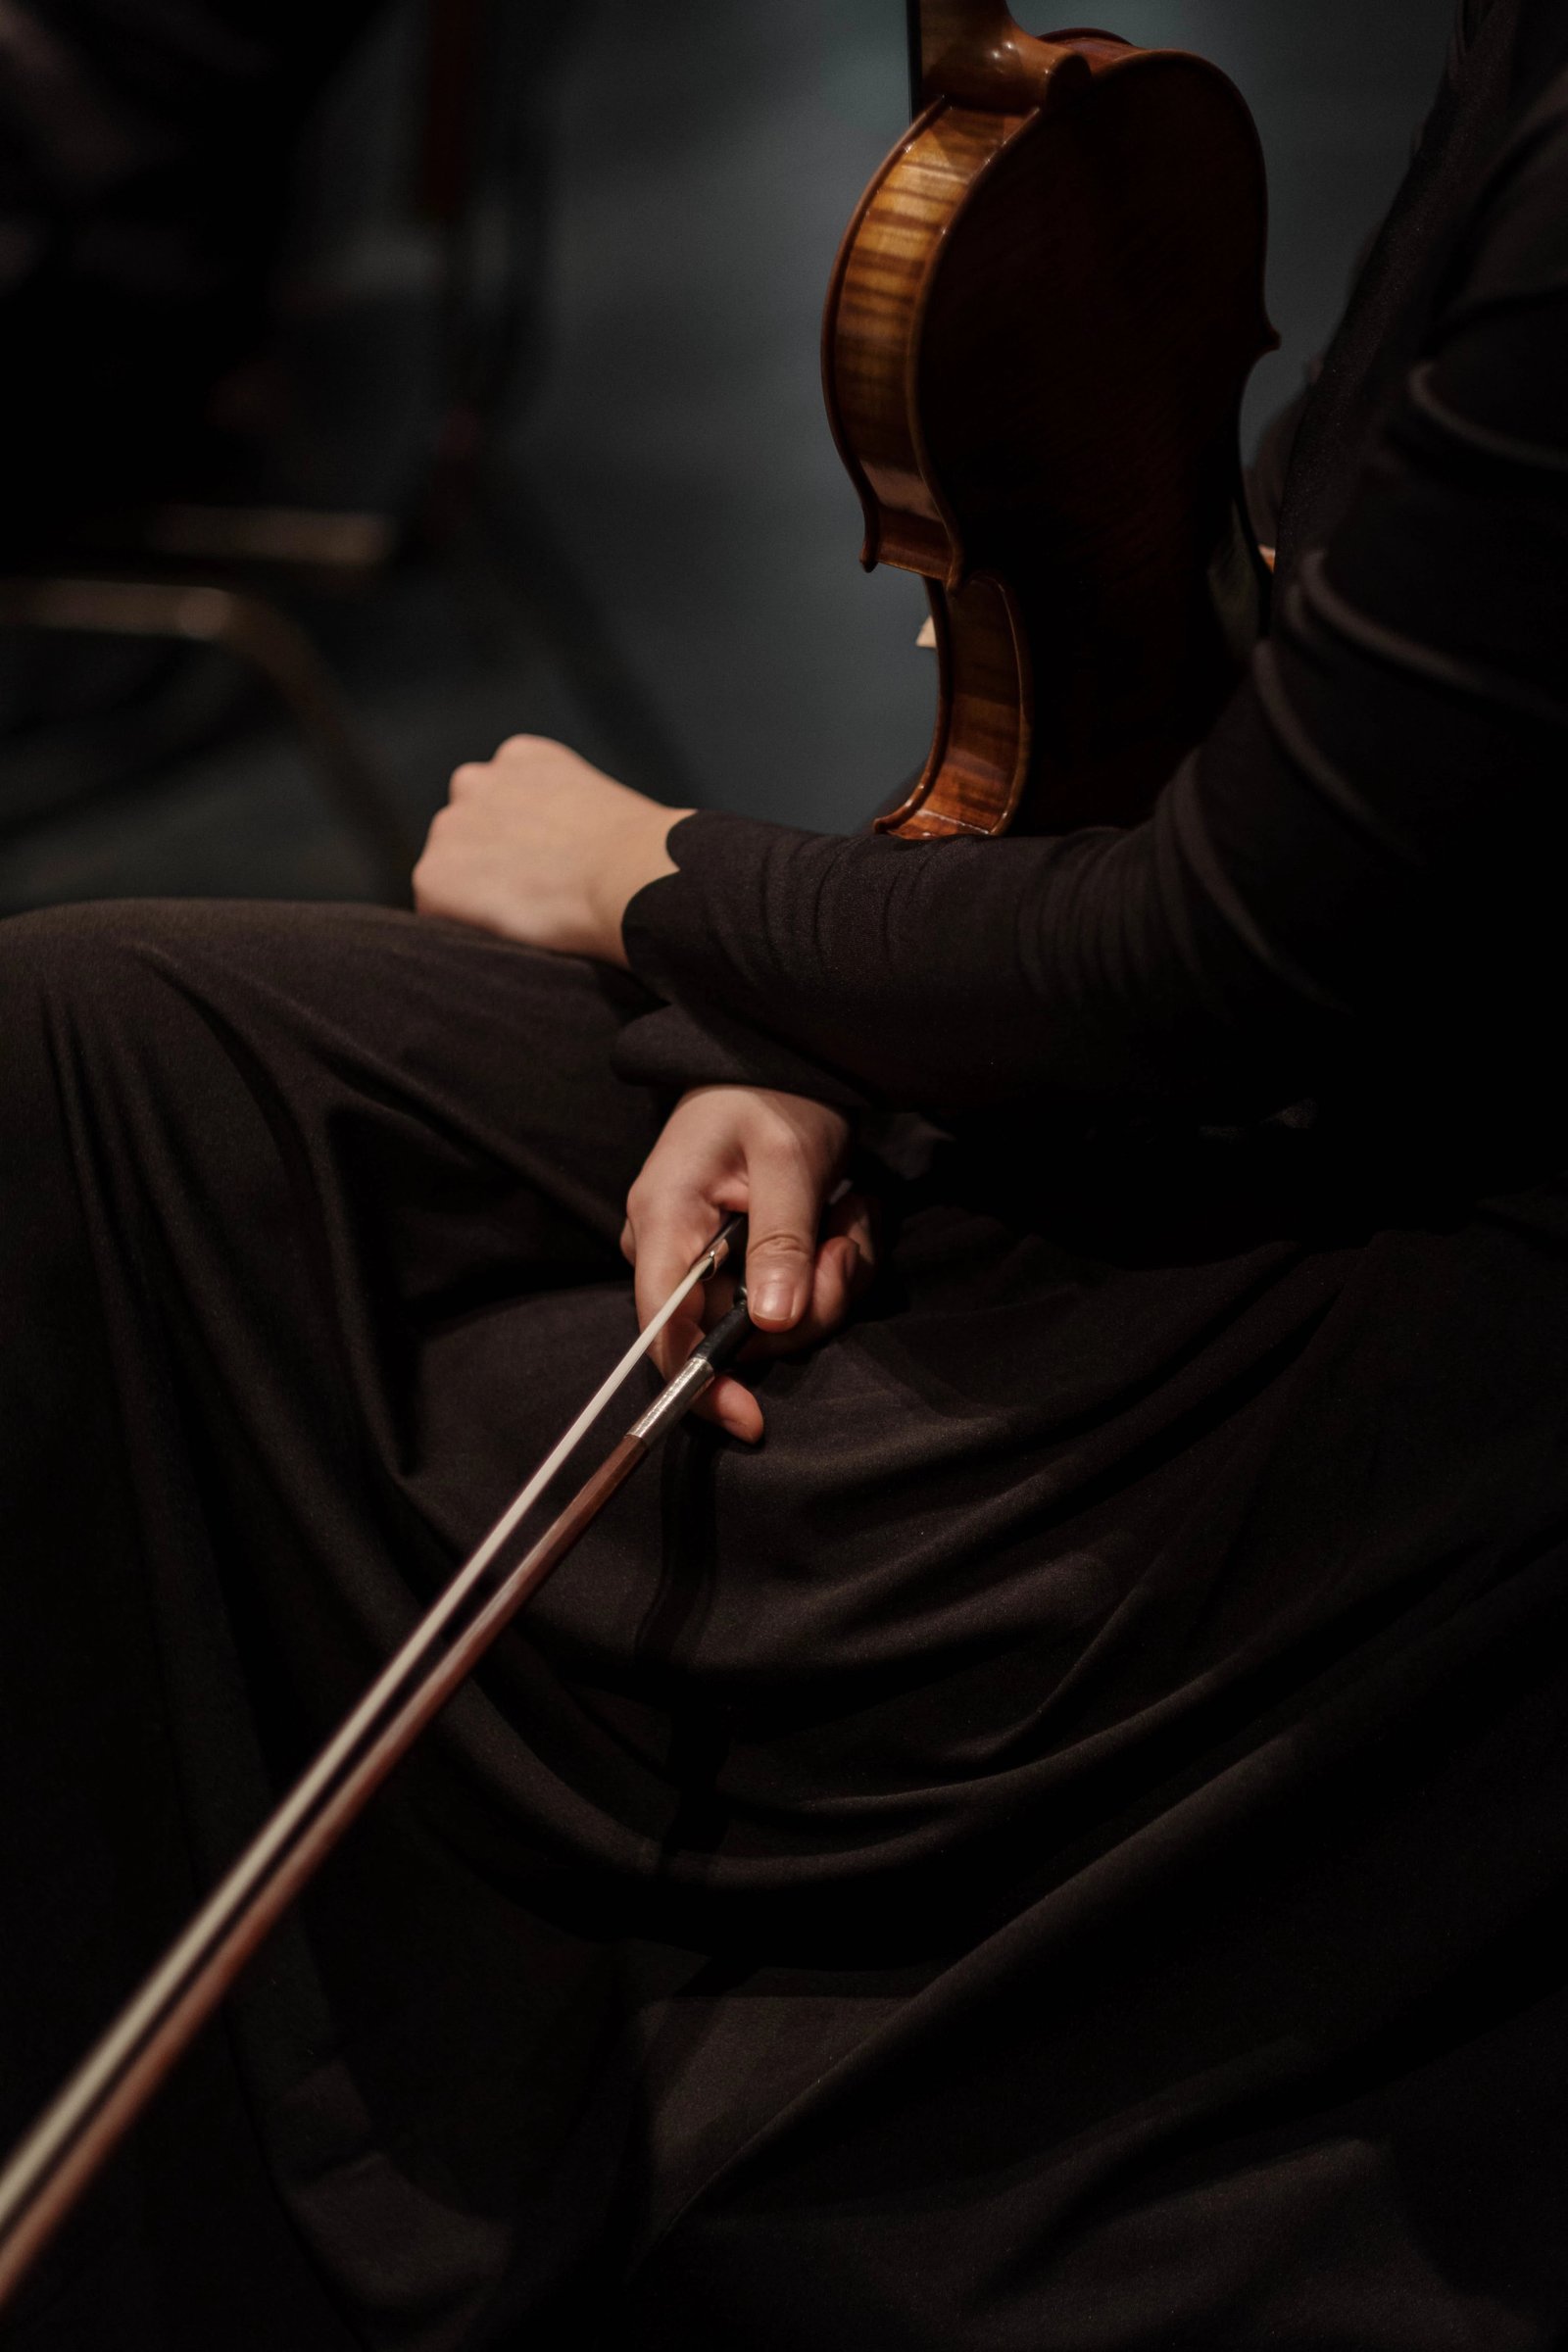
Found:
[906,0,924,114]
[0,1216,750,2311]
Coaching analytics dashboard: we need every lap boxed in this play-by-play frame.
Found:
[10,896,1568,1869]
[7,897,1568,2345]
[8,894,1568,1926]
[0,894,662,1231]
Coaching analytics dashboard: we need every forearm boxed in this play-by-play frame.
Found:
[616,794,1317,1121]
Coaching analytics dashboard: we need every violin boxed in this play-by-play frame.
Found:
[827,1,1273,838]
[0,3,1276,2308]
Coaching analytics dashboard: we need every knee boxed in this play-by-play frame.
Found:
[0,901,217,1088]
[0,898,202,1003]
[0,906,139,1195]
[1,900,148,989]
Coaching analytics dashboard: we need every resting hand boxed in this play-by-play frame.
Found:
[625,1087,877,1443]
[413,735,689,964]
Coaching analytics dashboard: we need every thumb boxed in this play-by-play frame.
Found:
[744,1152,825,1333]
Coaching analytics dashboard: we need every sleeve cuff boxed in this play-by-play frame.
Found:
[614,810,870,1109]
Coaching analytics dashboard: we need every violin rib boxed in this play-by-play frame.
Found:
[823,15,1275,840]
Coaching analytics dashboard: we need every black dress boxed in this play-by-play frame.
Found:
[5,3,1568,2345]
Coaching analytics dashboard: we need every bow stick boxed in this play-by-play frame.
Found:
[0,1215,750,2311]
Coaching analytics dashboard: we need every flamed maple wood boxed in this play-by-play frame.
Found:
[822,7,1274,839]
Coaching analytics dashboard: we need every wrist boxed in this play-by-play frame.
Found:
[598,804,692,967]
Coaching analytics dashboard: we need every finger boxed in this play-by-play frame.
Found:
[740,1200,884,1363]
[632,1192,748,1384]
[842,1235,873,1308]
[735,1236,854,1365]
[631,1204,714,1378]
[619,1218,635,1265]
[779,1190,877,1348]
[808,1233,858,1337]
[744,1153,825,1333]
[652,1309,707,1387]
[808,1230,869,1337]
[692,1370,763,1445]
[824,1187,878,1279]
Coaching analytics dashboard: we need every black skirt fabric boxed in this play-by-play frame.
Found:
[4,899,1568,2349]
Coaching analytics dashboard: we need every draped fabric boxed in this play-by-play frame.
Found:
[5,4,1568,2348]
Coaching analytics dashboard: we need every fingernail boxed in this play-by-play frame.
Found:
[751,1276,795,1324]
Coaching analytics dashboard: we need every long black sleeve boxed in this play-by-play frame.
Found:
[614,43,1568,1127]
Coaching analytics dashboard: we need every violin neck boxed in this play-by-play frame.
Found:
[906,0,924,117]
[912,1,1059,111]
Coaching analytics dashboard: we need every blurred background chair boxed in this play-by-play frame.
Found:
[0,0,575,902]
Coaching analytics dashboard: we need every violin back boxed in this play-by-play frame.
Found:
[822,21,1274,837]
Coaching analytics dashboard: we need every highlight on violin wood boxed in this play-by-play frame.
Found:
[826,7,1275,840]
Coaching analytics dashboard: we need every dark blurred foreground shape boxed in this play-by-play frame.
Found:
[0,0,378,543]
[0,0,1453,910]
